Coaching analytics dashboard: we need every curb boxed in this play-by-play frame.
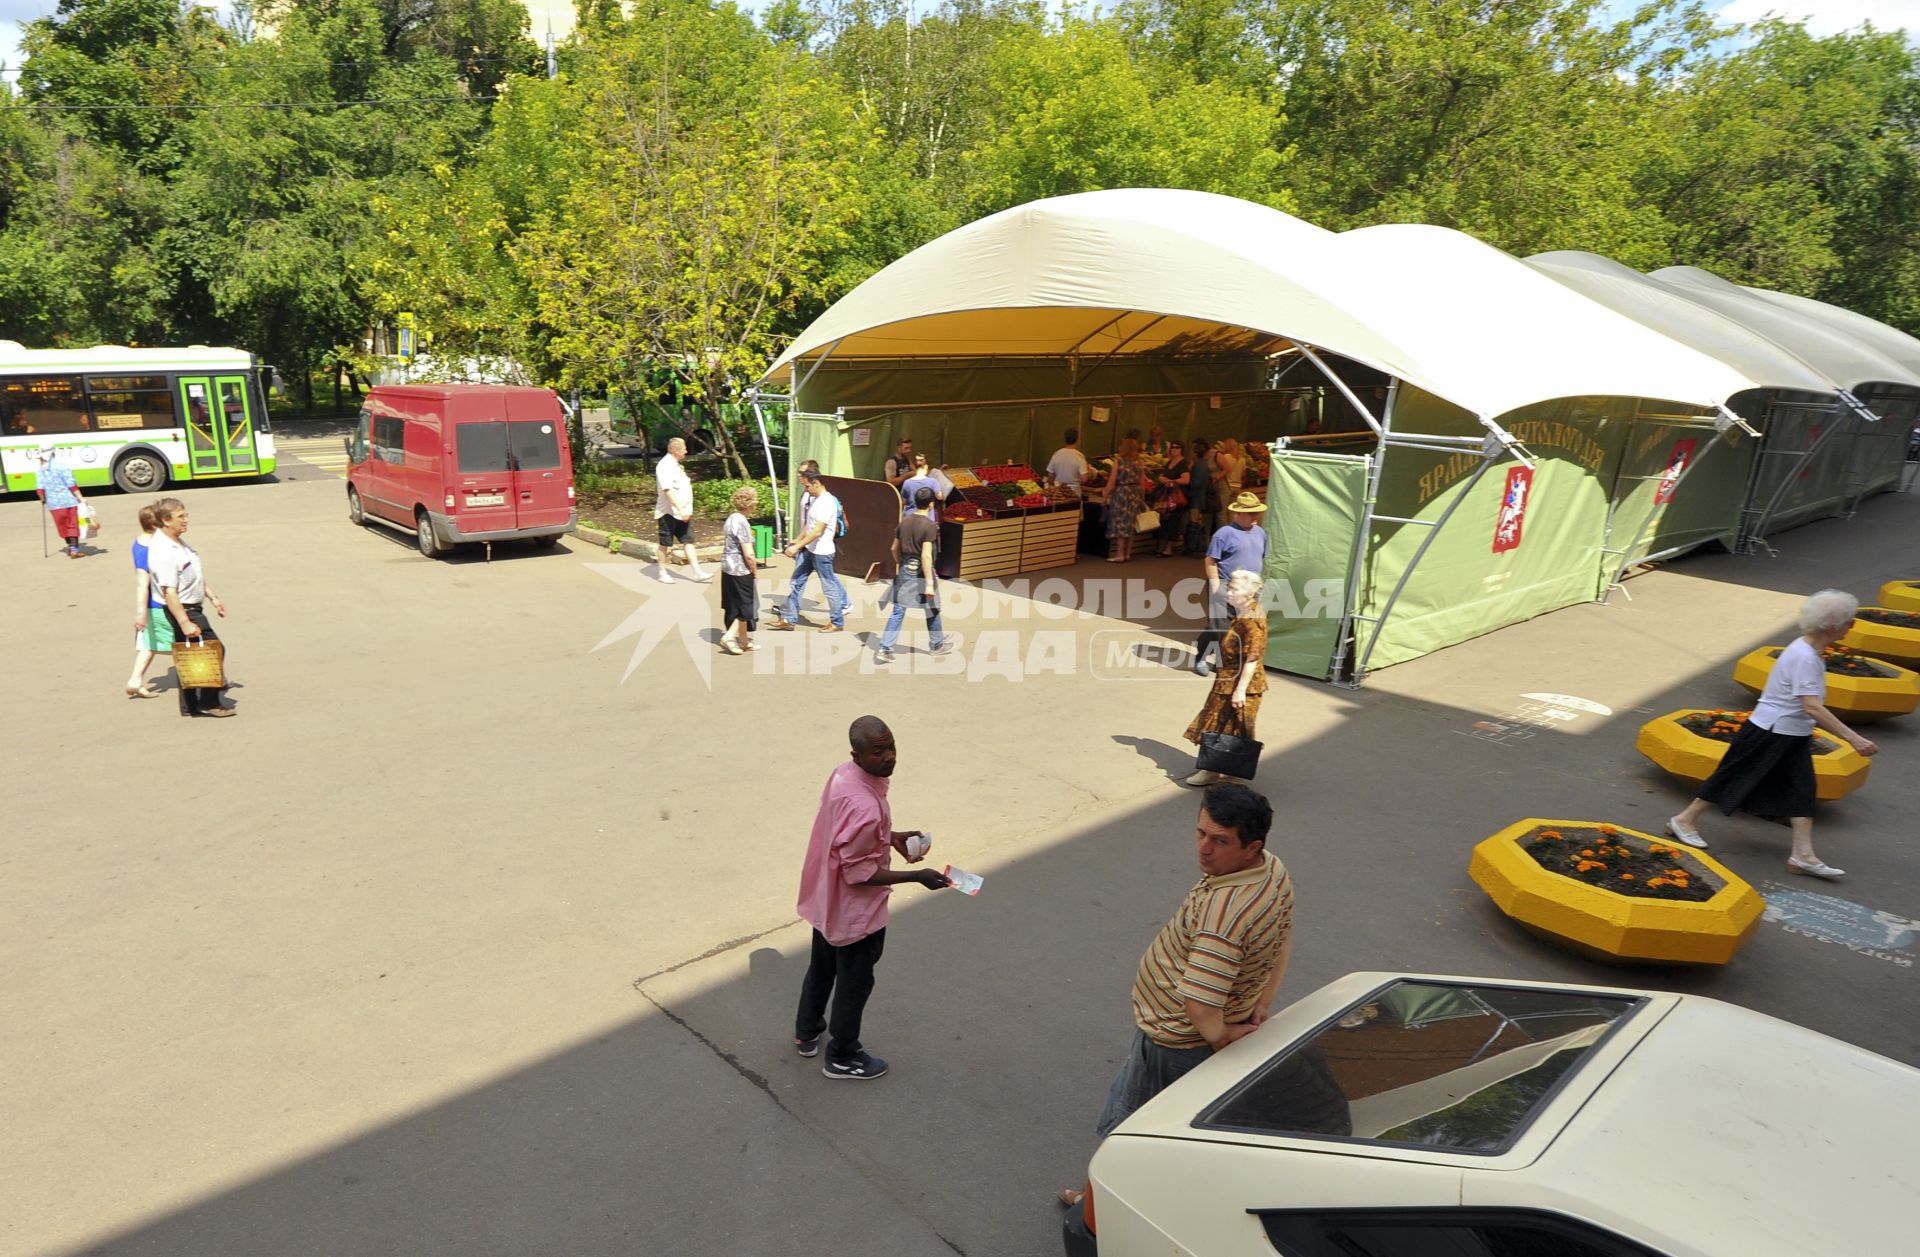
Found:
[573,525,723,564]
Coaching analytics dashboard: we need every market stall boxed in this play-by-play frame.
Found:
[751,188,1920,683]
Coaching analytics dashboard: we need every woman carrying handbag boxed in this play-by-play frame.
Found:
[1183,569,1266,785]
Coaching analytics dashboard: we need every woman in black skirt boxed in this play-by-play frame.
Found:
[1667,589,1879,878]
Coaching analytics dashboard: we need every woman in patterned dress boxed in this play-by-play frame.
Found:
[1103,437,1146,562]
[1184,569,1268,785]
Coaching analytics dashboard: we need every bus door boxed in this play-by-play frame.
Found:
[176,376,261,475]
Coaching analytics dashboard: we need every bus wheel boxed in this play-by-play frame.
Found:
[415,510,443,558]
[113,451,169,493]
[347,486,365,526]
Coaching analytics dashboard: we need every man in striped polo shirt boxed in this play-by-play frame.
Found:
[1061,784,1292,1208]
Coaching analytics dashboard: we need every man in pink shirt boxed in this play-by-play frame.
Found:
[794,716,950,1080]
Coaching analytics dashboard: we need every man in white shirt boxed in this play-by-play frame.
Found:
[653,437,708,584]
[769,470,849,632]
[1046,428,1091,490]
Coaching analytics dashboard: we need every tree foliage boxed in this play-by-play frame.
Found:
[6,0,1920,410]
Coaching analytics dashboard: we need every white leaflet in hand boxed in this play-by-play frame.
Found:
[942,865,984,896]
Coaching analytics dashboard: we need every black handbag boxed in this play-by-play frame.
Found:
[1197,731,1261,780]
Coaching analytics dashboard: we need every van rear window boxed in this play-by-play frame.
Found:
[457,422,510,473]
[510,421,562,471]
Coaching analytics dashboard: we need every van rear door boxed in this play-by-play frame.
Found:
[506,393,573,529]
[452,417,517,533]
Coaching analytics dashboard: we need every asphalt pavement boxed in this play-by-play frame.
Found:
[3,456,1915,1257]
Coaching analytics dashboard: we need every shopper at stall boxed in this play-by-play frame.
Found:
[1195,492,1267,673]
[1212,438,1247,529]
[1103,437,1147,562]
[1153,441,1192,557]
[1145,424,1170,458]
[876,488,950,663]
[1183,569,1269,785]
[770,470,849,633]
[883,438,915,488]
[1185,438,1214,555]
[1666,589,1880,878]
[898,453,945,521]
[1046,428,1091,491]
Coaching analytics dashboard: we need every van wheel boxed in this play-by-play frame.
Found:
[415,511,443,558]
[347,487,365,526]
[113,451,169,493]
[531,534,560,549]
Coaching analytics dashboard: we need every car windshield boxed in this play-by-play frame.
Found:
[1198,981,1643,1154]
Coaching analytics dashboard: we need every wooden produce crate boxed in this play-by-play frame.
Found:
[950,515,1025,580]
[1020,506,1081,572]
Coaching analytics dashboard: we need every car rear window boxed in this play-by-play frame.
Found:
[510,420,562,470]
[1197,981,1643,1154]
[456,422,510,473]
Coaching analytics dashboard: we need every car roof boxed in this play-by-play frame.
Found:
[1109,972,1920,1252]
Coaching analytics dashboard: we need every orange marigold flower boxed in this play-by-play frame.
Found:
[1648,878,1671,888]
[1539,830,1562,839]
[1620,874,1635,881]
[1579,849,1595,858]
[1598,825,1617,835]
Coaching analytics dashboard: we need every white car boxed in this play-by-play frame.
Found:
[1065,972,1917,1256]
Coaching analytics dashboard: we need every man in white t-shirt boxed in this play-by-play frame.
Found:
[770,470,848,632]
[653,437,708,584]
[1046,428,1091,490]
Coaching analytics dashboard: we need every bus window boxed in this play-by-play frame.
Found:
[3,375,88,434]
[86,375,178,432]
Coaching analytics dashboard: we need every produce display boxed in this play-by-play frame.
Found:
[943,500,990,521]
[1015,478,1042,494]
[1010,493,1049,508]
[946,468,983,489]
[972,464,1037,485]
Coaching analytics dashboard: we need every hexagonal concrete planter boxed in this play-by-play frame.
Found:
[1469,818,1764,965]
[1732,646,1920,723]
[1840,607,1920,666]
[1878,580,1920,615]
[1635,709,1871,801]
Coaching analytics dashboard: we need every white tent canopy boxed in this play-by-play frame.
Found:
[1524,252,1836,395]
[1651,267,1920,393]
[764,189,1756,417]
[1736,282,1920,382]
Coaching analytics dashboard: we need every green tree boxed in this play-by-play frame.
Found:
[513,5,871,475]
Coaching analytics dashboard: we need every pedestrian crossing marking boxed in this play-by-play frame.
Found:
[275,436,350,478]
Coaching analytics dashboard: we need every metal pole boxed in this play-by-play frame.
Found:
[750,394,786,549]
[1294,344,1384,436]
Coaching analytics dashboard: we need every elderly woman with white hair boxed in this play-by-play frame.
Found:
[1667,589,1879,878]
[1183,568,1268,786]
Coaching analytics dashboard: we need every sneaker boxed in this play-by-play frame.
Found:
[875,648,895,663]
[822,1052,888,1081]
[794,1035,820,1058]
[929,639,956,656]
[1664,817,1708,849]
[1193,659,1215,677]
[657,569,676,584]
[1185,769,1221,787]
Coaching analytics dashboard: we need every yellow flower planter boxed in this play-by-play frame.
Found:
[1840,607,1920,666]
[1469,818,1764,965]
[1878,580,1920,614]
[1635,709,1871,801]
[1731,646,1920,723]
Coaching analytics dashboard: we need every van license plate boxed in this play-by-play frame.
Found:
[466,493,505,507]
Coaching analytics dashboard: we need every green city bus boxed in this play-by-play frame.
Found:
[0,342,277,494]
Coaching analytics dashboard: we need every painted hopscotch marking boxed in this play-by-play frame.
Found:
[1761,882,1916,969]
[1457,693,1614,747]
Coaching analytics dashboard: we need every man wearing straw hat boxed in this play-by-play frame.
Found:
[1194,491,1267,675]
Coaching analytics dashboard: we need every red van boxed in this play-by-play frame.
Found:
[345,383,577,556]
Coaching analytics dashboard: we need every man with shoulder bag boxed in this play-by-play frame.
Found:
[875,487,952,664]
